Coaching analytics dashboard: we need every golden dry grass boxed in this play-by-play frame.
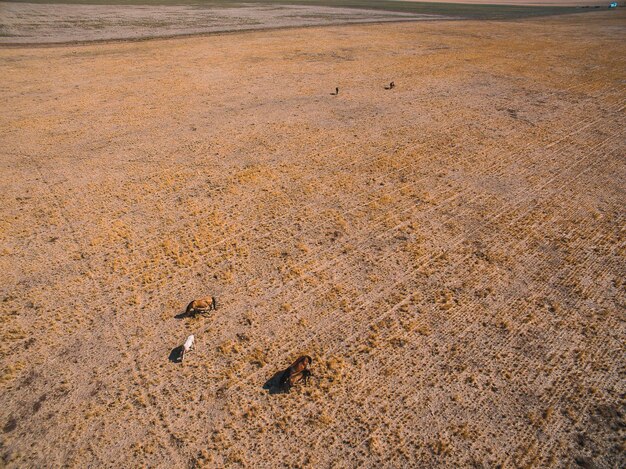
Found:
[0,9,625,468]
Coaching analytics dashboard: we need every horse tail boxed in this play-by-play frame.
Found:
[212,296,218,310]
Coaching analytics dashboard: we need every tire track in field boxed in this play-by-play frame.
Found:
[207,108,623,403]
[67,77,616,362]
[325,139,621,399]
[166,87,624,380]
[380,233,625,467]
[80,90,620,446]
[312,172,620,432]
[224,107,620,380]
[1,173,187,461]
[302,163,620,462]
[97,78,618,306]
[344,146,624,450]
[143,124,608,410]
[22,82,616,462]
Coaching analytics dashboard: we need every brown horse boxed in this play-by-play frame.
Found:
[279,355,312,392]
[185,296,218,316]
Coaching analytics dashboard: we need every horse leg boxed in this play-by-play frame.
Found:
[279,369,290,393]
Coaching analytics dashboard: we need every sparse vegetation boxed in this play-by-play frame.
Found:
[0,5,624,469]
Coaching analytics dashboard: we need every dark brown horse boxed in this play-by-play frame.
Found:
[279,355,312,392]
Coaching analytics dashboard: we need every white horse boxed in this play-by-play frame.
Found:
[181,335,195,363]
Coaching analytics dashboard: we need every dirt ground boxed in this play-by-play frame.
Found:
[398,0,609,5]
[0,8,624,469]
[0,2,442,44]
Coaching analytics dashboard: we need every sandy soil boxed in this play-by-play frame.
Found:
[1,9,625,469]
[397,0,610,6]
[0,2,444,44]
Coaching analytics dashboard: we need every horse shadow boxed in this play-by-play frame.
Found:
[175,310,212,320]
[169,345,184,363]
[263,370,286,395]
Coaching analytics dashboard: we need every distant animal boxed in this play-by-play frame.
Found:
[185,296,218,316]
[385,81,395,90]
[181,334,195,363]
[335,87,339,95]
[279,355,313,392]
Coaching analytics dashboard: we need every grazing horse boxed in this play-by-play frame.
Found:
[185,296,218,316]
[279,355,313,392]
[181,334,195,363]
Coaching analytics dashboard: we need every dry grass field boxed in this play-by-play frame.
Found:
[0,7,625,468]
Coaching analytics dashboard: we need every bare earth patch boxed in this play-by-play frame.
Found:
[397,0,608,5]
[0,2,446,44]
[0,8,624,469]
